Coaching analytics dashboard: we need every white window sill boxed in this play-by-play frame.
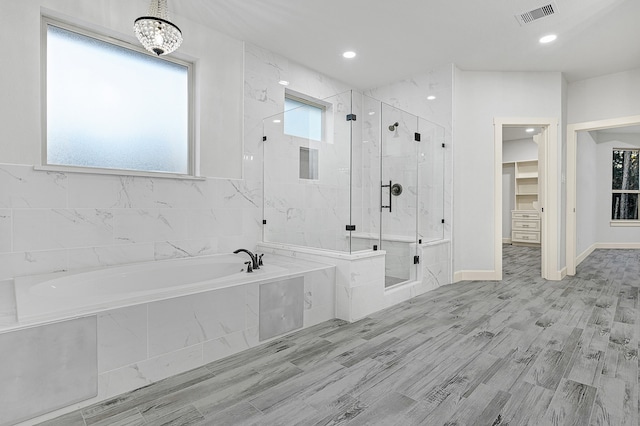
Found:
[610,220,640,227]
[34,165,205,181]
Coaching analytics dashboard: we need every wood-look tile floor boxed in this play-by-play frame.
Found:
[41,246,639,425]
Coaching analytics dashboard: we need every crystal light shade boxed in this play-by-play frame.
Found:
[134,0,182,56]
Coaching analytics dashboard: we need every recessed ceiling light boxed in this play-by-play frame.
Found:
[278,80,289,86]
[343,51,356,59]
[526,128,535,132]
[539,34,557,44]
[427,95,436,100]
[273,119,281,123]
[368,111,376,116]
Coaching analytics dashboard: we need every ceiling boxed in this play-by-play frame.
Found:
[166,0,640,90]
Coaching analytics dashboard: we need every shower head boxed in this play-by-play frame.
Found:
[388,122,399,131]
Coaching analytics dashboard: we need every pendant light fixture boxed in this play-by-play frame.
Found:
[134,0,183,56]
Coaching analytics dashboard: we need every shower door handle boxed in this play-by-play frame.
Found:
[381,180,392,212]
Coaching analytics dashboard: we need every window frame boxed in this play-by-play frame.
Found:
[611,147,640,224]
[284,89,332,143]
[40,16,197,179]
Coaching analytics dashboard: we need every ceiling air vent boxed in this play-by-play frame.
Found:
[515,2,557,26]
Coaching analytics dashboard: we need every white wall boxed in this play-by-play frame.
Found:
[568,68,640,123]
[453,70,563,272]
[576,131,597,256]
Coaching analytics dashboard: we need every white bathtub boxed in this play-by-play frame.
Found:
[5,253,337,426]
[14,254,287,323]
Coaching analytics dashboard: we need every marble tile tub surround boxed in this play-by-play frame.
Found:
[8,258,335,425]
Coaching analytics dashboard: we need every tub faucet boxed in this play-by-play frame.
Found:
[233,249,260,270]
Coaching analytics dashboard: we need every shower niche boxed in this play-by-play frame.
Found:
[261,90,446,318]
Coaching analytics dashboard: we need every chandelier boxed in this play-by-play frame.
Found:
[134,0,183,56]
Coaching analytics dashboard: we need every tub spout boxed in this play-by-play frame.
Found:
[233,249,260,270]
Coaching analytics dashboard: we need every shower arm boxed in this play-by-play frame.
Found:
[381,180,392,212]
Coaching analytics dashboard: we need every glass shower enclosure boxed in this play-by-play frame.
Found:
[263,90,444,288]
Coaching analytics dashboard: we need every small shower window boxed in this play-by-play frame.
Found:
[284,92,324,141]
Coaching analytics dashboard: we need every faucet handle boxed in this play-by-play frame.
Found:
[258,254,264,266]
[244,261,253,273]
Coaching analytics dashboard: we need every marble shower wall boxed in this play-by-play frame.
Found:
[262,90,353,252]
[365,64,454,243]
[0,43,352,282]
[0,41,453,284]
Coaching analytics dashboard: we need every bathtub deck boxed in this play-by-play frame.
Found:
[38,246,638,425]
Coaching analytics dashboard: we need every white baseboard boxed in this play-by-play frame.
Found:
[596,242,640,249]
[577,244,596,267]
[454,270,500,282]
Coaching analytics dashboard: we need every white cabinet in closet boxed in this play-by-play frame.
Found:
[512,160,540,246]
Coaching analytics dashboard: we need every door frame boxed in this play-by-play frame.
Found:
[565,114,640,275]
[494,117,559,281]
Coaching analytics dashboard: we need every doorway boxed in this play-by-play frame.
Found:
[566,115,640,275]
[502,127,543,277]
[494,117,559,281]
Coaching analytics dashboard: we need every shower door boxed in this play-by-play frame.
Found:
[380,104,419,287]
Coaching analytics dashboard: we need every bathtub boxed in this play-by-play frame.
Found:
[14,253,287,323]
[4,253,337,426]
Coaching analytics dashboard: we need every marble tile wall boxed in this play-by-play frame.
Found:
[365,64,454,248]
[0,164,262,281]
[0,45,453,286]
[262,90,353,252]
[350,92,447,281]
[0,43,355,283]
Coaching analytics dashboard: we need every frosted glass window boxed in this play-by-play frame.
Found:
[284,97,323,141]
[46,23,190,174]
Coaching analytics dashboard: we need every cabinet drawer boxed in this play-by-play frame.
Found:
[512,219,540,231]
[512,231,540,243]
[512,211,539,219]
